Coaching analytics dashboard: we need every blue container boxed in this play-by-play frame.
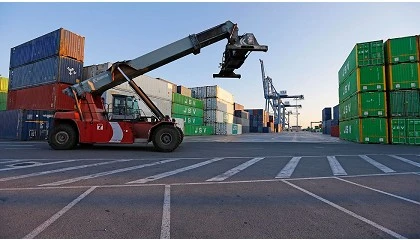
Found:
[262,127,269,133]
[0,109,55,140]
[322,107,332,121]
[322,120,332,135]
[333,105,339,120]
[9,56,83,90]
[331,119,339,127]
[10,28,84,69]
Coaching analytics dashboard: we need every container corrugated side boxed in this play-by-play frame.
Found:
[333,104,339,120]
[385,36,419,64]
[171,114,203,126]
[407,118,420,144]
[205,85,234,103]
[204,97,234,114]
[189,86,207,99]
[9,56,83,90]
[184,125,214,136]
[339,118,388,143]
[386,62,419,90]
[137,97,172,117]
[388,90,420,117]
[7,83,75,111]
[339,92,387,120]
[0,110,22,139]
[338,40,384,84]
[322,108,332,121]
[0,92,7,110]
[9,28,85,68]
[234,103,244,111]
[0,77,8,92]
[339,65,386,102]
[390,118,407,144]
[204,110,225,123]
[82,62,112,80]
[171,103,203,117]
[177,85,192,97]
[172,93,203,109]
[114,75,172,101]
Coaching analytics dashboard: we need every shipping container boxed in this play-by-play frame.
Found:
[0,77,8,92]
[112,75,174,101]
[172,93,203,109]
[204,97,234,114]
[7,83,75,111]
[184,125,214,136]
[389,118,420,145]
[234,117,250,126]
[177,85,192,97]
[322,107,332,121]
[82,62,112,80]
[385,36,419,64]
[171,103,203,117]
[339,118,388,143]
[333,104,339,120]
[9,56,83,90]
[322,120,332,135]
[339,65,386,102]
[339,40,384,84]
[10,28,85,69]
[331,125,340,137]
[206,122,241,135]
[0,109,54,141]
[234,102,244,111]
[205,85,234,103]
[386,62,419,90]
[204,110,234,124]
[171,114,203,126]
[0,92,7,110]
[234,110,249,119]
[339,91,387,120]
[172,118,184,133]
[388,90,420,117]
[189,86,207,99]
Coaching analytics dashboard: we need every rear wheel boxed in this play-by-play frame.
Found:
[48,124,78,150]
[152,126,181,152]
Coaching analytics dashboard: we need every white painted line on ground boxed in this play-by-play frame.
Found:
[335,177,420,206]
[0,159,134,182]
[40,159,182,186]
[4,148,39,150]
[207,157,265,182]
[160,185,171,239]
[0,145,35,147]
[389,155,420,168]
[23,186,96,239]
[127,158,225,184]
[275,157,302,178]
[0,159,82,172]
[359,155,395,173]
[0,159,29,164]
[327,156,347,176]
[282,180,406,239]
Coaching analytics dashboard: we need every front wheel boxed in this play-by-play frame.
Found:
[48,124,78,150]
[152,126,181,152]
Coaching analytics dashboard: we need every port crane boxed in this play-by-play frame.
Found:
[48,21,268,152]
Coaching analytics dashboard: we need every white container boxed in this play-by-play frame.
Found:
[190,86,206,99]
[206,85,234,104]
[226,123,242,135]
[173,118,184,133]
[204,110,225,123]
[204,97,234,114]
[82,62,113,80]
[114,75,173,101]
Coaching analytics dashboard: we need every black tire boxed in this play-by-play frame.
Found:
[152,125,181,152]
[176,126,184,145]
[48,124,78,150]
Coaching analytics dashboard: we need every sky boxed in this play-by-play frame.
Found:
[0,2,419,128]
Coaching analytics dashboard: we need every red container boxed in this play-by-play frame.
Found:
[7,83,75,111]
[234,102,244,111]
[331,125,340,137]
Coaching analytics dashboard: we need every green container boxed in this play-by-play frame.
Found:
[385,36,419,64]
[386,62,419,90]
[172,113,203,126]
[390,118,420,145]
[339,40,384,84]
[171,103,204,117]
[0,92,7,102]
[339,118,388,143]
[0,102,6,111]
[172,93,204,109]
[339,92,387,120]
[184,125,214,136]
[389,90,420,117]
[339,65,385,102]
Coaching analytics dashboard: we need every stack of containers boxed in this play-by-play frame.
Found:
[245,109,269,133]
[267,115,275,132]
[0,77,8,110]
[82,62,112,80]
[172,87,213,136]
[322,107,332,135]
[0,28,85,141]
[385,36,420,145]
[338,40,388,143]
[331,104,340,137]
[234,103,250,133]
[191,85,241,135]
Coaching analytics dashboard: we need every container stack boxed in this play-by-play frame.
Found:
[338,40,388,143]
[190,85,241,135]
[82,62,112,80]
[0,28,85,141]
[322,107,332,135]
[0,77,8,110]
[385,36,420,145]
[331,105,340,137]
[244,109,269,133]
[234,103,250,133]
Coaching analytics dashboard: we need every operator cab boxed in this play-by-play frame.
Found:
[108,94,143,121]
